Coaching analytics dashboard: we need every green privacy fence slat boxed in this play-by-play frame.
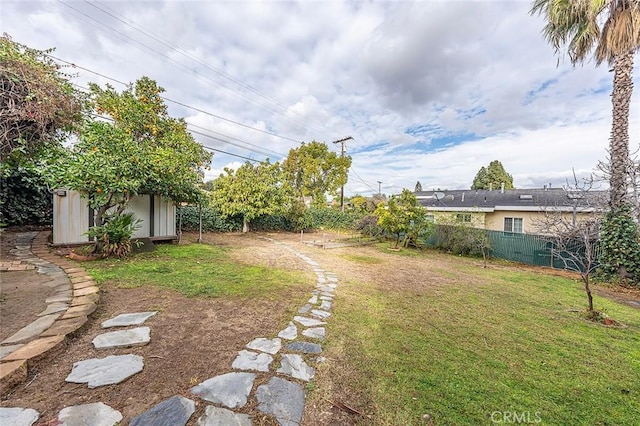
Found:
[420,226,600,273]
[486,230,553,267]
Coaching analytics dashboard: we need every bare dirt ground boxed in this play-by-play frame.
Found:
[0,232,57,341]
[1,230,638,425]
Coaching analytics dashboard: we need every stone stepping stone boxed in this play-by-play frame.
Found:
[37,302,69,317]
[298,304,312,314]
[66,354,144,388]
[311,309,331,319]
[293,316,326,327]
[319,295,333,301]
[286,341,322,354]
[277,322,297,340]
[320,300,332,311]
[44,277,71,288]
[317,285,335,293]
[101,311,157,328]
[92,327,151,349]
[302,327,325,340]
[130,395,195,426]
[257,377,304,426]
[191,372,255,409]
[2,314,60,344]
[45,294,72,304]
[58,402,122,426]
[308,295,318,304]
[232,350,273,372]
[246,337,281,354]
[277,354,315,382]
[0,407,39,426]
[0,344,24,360]
[196,405,251,426]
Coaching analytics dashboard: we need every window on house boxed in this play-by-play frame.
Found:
[425,214,435,223]
[456,213,471,223]
[504,217,523,233]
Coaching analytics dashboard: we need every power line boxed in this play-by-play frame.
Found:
[349,167,378,194]
[59,0,335,140]
[84,0,335,139]
[164,96,301,144]
[185,122,286,159]
[51,54,302,144]
[85,112,263,163]
[72,81,274,160]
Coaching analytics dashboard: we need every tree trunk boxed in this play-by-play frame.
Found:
[609,52,634,210]
[242,217,250,233]
[583,274,594,313]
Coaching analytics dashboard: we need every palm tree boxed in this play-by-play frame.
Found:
[531,0,640,210]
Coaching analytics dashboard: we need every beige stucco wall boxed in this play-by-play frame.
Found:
[424,208,588,234]
[425,210,487,229]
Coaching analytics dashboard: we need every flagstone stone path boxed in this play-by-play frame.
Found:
[1,231,99,394]
[1,234,339,425]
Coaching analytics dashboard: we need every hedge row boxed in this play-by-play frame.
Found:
[176,206,365,232]
[0,167,53,227]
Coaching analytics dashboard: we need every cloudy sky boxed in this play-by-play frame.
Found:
[4,0,640,196]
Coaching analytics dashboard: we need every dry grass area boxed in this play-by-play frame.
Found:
[2,230,639,425]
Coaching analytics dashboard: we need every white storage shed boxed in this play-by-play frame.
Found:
[52,189,177,245]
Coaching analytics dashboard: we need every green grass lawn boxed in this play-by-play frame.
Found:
[320,249,640,425]
[83,242,306,299]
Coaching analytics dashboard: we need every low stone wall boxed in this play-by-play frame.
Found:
[0,232,100,392]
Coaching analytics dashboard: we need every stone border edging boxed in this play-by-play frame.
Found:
[0,231,100,392]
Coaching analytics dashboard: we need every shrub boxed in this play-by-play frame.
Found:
[177,205,242,232]
[356,215,384,238]
[598,205,640,286]
[303,207,363,230]
[433,224,489,257]
[86,212,141,258]
[0,166,52,226]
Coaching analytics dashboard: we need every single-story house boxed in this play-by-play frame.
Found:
[52,189,177,245]
[415,187,606,234]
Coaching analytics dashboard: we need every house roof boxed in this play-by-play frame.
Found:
[416,188,607,213]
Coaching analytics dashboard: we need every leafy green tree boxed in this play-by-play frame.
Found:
[211,160,291,233]
[414,181,423,192]
[0,35,83,166]
[283,141,352,207]
[374,189,428,249]
[47,77,211,255]
[471,160,514,190]
[348,194,379,213]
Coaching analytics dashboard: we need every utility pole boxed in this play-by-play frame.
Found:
[377,181,382,196]
[333,136,353,212]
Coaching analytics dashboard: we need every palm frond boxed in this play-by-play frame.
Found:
[596,1,640,64]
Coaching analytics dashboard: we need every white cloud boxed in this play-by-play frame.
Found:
[4,0,639,197]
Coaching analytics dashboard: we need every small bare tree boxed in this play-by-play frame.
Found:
[534,172,605,315]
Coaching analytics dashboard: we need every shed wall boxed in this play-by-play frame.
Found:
[52,190,176,245]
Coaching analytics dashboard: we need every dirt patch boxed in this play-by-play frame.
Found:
[0,271,53,341]
[0,231,314,425]
[1,231,57,341]
[594,285,640,309]
[2,230,638,426]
